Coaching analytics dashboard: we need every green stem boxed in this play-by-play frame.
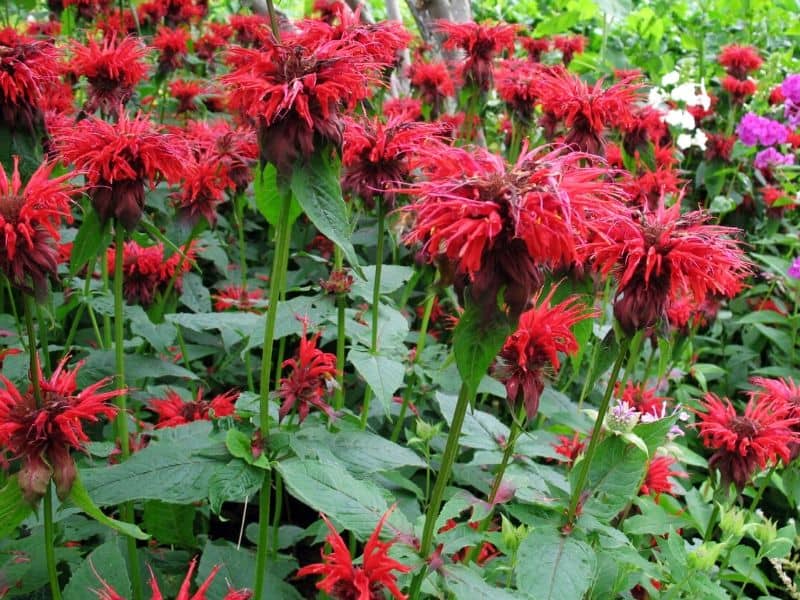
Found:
[391,292,436,443]
[271,472,283,558]
[36,304,51,377]
[408,383,473,599]
[565,335,631,527]
[235,192,249,285]
[361,200,386,429]
[61,257,97,358]
[113,224,143,600]
[254,189,293,600]
[508,116,524,163]
[749,465,777,513]
[24,295,61,600]
[704,501,720,542]
[333,246,346,410]
[101,255,112,349]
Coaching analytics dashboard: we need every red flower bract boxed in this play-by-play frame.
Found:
[0,357,120,503]
[696,392,799,490]
[107,240,194,306]
[0,157,76,298]
[640,455,687,499]
[213,285,265,312]
[297,505,410,600]
[55,111,187,229]
[222,26,386,171]
[718,44,762,79]
[277,319,338,422]
[493,289,596,417]
[402,145,626,320]
[148,388,238,428]
[588,202,749,334]
[436,20,517,91]
[70,35,149,116]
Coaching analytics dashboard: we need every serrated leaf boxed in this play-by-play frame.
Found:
[444,564,520,599]
[0,477,33,538]
[208,460,263,514]
[67,475,150,540]
[290,151,361,275]
[179,272,212,313]
[351,265,414,300]
[63,539,130,600]
[579,436,648,520]
[516,526,596,600]
[348,349,405,416]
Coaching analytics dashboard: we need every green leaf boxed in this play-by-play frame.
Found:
[276,457,412,540]
[208,459,263,514]
[142,501,196,546]
[516,525,596,600]
[0,477,33,538]
[69,209,109,276]
[63,539,130,600]
[79,350,198,384]
[254,162,302,227]
[351,265,414,300]
[127,305,177,354]
[348,349,405,416]
[290,150,362,275]
[444,564,520,599]
[67,475,150,540]
[579,436,648,520]
[179,272,212,313]
[452,300,511,397]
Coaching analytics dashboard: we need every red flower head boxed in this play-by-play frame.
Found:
[589,202,749,334]
[223,26,386,172]
[407,60,455,117]
[769,85,785,105]
[538,68,642,155]
[0,28,60,134]
[705,132,736,162]
[26,20,61,39]
[70,35,149,117]
[622,167,683,211]
[341,114,447,207]
[0,357,120,503]
[196,22,233,61]
[696,392,799,490]
[722,76,757,104]
[493,289,596,418]
[617,381,670,418]
[277,318,338,422]
[184,119,258,194]
[62,0,113,20]
[323,6,412,67]
[640,455,687,499]
[520,36,550,62]
[95,8,139,38]
[94,557,252,600]
[402,145,625,321]
[553,34,586,66]
[436,20,517,91]
[314,0,348,24]
[172,157,232,226]
[622,106,671,155]
[297,505,411,600]
[749,377,800,421]
[55,111,187,229]
[383,97,423,121]
[153,26,189,75]
[148,388,238,428]
[169,79,206,114]
[107,240,194,305]
[0,158,76,298]
[213,285,265,312]
[718,44,762,79]
[552,433,585,466]
[495,59,544,124]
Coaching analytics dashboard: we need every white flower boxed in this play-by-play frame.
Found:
[693,129,708,150]
[647,87,668,110]
[665,109,696,130]
[677,130,707,150]
[661,71,680,87]
[671,82,712,110]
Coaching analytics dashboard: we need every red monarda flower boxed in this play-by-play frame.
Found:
[0,28,60,134]
[436,20,516,91]
[552,433,585,466]
[95,8,139,38]
[696,392,799,490]
[622,166,683,211]
[539,68,642,154]
[749,377,800,420]
[195,22,233,61]
[223,26,386,171]
[722,76,757,104]
[588,202,749,334]
[0,357,120,503]
[169,79,206,114]
[617,381,669,418]
[553,34,586,66]
[402,145,625,320]
[70,35,148,116]
[341,114,446,207]
[705,133,736,162]
[95,557,252,600]
[0,158,76,297]
[495,59,543,124]
[493,290,596,417]
[107,240,194,305]
[62,0,112,20]
[520,36,550,62]
[55,111,187,229]
[323,5,412,66]
[172,158,232,225]
[640,455,687,499]
[213,285,265,312]
[153,26,189,75]
[407,60,455,117]
[229,14,271,47]
[383,97,423,121]
[148,388,238,428]
[183,119,258,194]
[622,106,671,155]
[297,506,410,600]
[718,44,762,79]
[276,319,338,422]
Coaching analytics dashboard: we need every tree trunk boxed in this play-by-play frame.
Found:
[404,0,472,48]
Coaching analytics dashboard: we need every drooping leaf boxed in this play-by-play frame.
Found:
[78,350,198,385]
[69,209,109,276]
[67,475,150,540]
[452,300,511,398]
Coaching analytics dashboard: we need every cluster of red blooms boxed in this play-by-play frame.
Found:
[276,319,338,422]
[213,285,265,312]
[297,506,409,600]
[521,34,586,65]
[0,358,120,503]
[147,388,238,428]
[696,377,800,490]
[436,20,517,91]
[719,44,761,103]
[106,240,194,306]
